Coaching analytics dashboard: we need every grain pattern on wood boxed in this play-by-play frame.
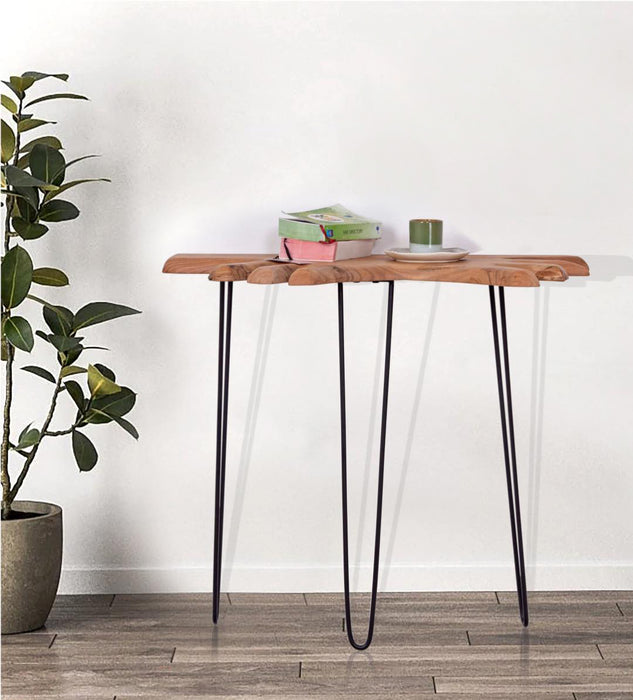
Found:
[598,644,633,660]
[0,632,55,647]
[1,662,299,697]
[284,254,588,287]
[208,259,281,282]
[574,694,633,699]
[305,591,498,605]
[496,591,633,605]
[3,696,113,700]
[163,253,272,274]
[228,593,307,606]
[300,659,629,679]
[247,262,301,284]
[286,256,540,287]
[173,642,601,664]
[110,592,229,608]
[163,253,589,287]
[3,591,631,699]
[112,696,576,700]
[435,673,633,694]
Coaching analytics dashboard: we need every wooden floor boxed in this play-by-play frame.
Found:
[2,592,633,699]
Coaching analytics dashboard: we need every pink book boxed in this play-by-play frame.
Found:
[279,238,375,262]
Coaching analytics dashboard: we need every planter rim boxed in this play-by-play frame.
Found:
[2,501,62,524]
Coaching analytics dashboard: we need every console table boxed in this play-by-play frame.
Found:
[163,253,590,649]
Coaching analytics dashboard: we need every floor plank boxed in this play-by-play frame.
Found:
[574,694,633,699]
[435,673,633,693]
[497,592,633,604]
[599,645,633,660]
[305,591,498,605]
[2,591,632,698]
[173,642,601,663]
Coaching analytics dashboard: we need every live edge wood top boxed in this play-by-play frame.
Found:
[162,253,589,287]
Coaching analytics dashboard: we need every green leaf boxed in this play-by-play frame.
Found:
[39,305,73,337]
[17,422,40,447]
[113,415,139,440]
[60,346,83,367]
[93,363,115,381]
[20,136,63,153]
[9,75,36,95]
[29,144,65,185]
[44,178,110,202]
[87,364,120,397]
[16,153,30,169]
[32,267,69,287]
[82,408,113,425]
[25,93,88,108]
[17,425,40,449]
[22,365,57,383]
[22,72,69,83]
[60,365,86,377]
[3,165,56,190]
[3,316,34,351]
[2,81,21,99]
[1,119,15,163]
[1,94,18,114]
[91,387,136,417]
[17,118,57,133]
[64,380,85,410]
[73,302,140,331]
[47,334,83,352]
[1,244,33,308]
[72,430,98,472]
[50,154,99,183]
[14,185,40,212]
[12,218,48,240]
[39,199,79,222]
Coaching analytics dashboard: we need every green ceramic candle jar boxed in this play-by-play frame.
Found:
[409,219,443,252]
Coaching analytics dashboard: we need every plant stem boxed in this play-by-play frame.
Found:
[8,370,65,504]
[8,443,31,458]
[44,424,78,437]
[1,346,14,519]
[1,94,23,519]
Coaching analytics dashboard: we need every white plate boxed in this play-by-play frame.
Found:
[384,247,469,263]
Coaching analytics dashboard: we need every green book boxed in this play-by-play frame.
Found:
[279,204,381,242]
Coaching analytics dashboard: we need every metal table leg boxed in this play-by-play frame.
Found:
[213,281,233,624]
[488,285,529,626]
[337,281,395,650]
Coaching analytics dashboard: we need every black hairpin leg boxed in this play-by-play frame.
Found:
[489,285,529,627]
[337,281,394,650]
[213,281,233,624]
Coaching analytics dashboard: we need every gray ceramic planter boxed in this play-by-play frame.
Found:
[1,501,62,634]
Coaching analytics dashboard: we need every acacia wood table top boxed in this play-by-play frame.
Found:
[163,253,589,287]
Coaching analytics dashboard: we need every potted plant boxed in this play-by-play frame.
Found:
[1,71,140,634]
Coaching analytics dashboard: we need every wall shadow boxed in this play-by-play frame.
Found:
[560,254,633,286]
[223,286,278,585]
[380,283,441,590]
[525,255,632,587]
[526,285,549,587]
[351,286,388,591]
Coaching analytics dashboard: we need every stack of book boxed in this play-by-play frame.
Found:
[278,204,381,262]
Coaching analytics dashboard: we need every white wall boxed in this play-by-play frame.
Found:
[4,1,633,593]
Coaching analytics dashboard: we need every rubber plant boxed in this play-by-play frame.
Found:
[1,71,140,520]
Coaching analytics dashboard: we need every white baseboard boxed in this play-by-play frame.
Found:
[59,562,633,594]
